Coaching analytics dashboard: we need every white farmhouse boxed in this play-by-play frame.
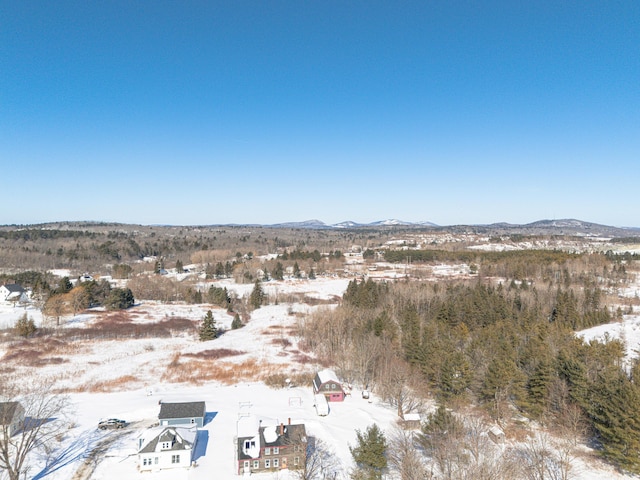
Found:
[137,426,197,472]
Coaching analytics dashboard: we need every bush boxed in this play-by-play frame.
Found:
[15,314,37,337]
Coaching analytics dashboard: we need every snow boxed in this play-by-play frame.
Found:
[2,274,640,480]
[578,314,640,361]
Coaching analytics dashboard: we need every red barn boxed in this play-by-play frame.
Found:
[313,369,345,402]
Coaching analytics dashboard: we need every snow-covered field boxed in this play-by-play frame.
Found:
[2,274,640,479]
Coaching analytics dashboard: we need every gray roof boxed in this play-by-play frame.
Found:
[237,423,307,461]
[139,427,196,454]
[0,402,23,425]
[158,401,205,420]
[2,284,24,293]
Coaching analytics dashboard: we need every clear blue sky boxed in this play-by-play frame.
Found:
[1,1,639,227]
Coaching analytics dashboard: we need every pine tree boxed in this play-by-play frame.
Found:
[199,310,218,341]
[273,262,284,280]
[249,280,265,309]
[231,313,243,329]
[293,261,301,278]
[308,267,316,280]
[349,424,387,480]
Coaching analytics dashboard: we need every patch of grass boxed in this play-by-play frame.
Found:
[271,338,292,348]
[161,358,282,385]
[73,375,141,393]
[183,349,246,360]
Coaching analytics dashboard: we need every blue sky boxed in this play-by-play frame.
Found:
[1,1,639,227]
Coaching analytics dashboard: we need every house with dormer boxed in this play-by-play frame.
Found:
[236,416,307,475]
[137,426,197,472]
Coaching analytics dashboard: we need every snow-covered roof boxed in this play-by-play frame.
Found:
[316,368,340,384]
[263,426,278,444]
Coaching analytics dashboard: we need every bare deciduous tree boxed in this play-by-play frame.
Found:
[0,378,69,480]
[296,437,342,480]
[377,355,425,419]
[387,426,429,480]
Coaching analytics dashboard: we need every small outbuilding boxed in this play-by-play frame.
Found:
[158,401,206,428]
[0,401,25,437]
[488,425,505,444]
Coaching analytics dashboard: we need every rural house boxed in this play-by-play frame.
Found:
[0,401,25,437]
[0,284,28,305]
[236,416,307,475]
[158,401,206,427]
[137,426,197,472]
[313,368,345,402]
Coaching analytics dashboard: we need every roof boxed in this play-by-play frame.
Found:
[0,401,23,425]
[138,426,196,454]
[260,423,307,447]
[237,420,307,461]
[158,401,206,420]
[1,284,24,293]
[316,369,340,385]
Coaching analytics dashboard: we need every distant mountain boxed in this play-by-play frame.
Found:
[268,219,328,229]
[333,220,362,228]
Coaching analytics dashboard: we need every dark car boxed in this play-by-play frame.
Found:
[98,418,126,430]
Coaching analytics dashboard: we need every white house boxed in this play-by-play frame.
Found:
[137,426,197,472]
[0,284,28,305]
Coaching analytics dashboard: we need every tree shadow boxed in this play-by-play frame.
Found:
[31,427,103,479]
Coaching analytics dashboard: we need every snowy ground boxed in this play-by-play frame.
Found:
[2,274,640,479]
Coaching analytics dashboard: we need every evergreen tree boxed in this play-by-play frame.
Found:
[588,370,640,473]
[349,424,387,480]
[293,262,301,278]
[308,267,316,280]
[175,260,183,273]
[215,262,225,278]
[231,313,243,330]
[273,262,284,280]
[199,310,218,341]
[249,280,265,309]
[104,288,135,310]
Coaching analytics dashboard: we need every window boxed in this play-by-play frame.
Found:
[253,460,259,469]
[294,456,300,466]
[190,418,195,424]
[264,459,271,468]
[294,445,300,452]
[273,458,279,468]
[264,447,270,455]
[243,461,250,469]
[171,454,180,464]
[154,457,158,464]
[161,442,171,450]
[331,383,336,390]
[273,447,279,454]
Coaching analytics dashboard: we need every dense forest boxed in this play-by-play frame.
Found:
[301,252,640,473]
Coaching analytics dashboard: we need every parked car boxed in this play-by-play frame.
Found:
[313,394,329,416]
[98,418,126,430]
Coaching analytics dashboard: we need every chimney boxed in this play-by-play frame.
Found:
[280,423,284,436]
[288,417,291,425]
